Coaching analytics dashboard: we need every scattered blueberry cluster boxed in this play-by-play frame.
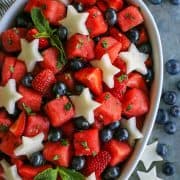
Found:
[149,0,180,5]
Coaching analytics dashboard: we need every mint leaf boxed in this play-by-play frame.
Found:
[34,168,58,180]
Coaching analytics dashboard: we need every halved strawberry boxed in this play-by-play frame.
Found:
[145,57,153,68]
[44,96,75,127]
[113,57,127,74]
[0,51,5,71]
[122,88,149,117]
[83,150,111,176]
[74,128,100,156]
[25,0,66,25]
[32,69,56,95]
[104,140,132,166]
[86,7,108,38]
[66,34,95,61]
[118,6,144,32]
[10,111,26,137]
[24,114,49,138]
[43,141,72,167]
[75,0,96,6]
[109,27,130,51]
[94,92,122,126]
[137,27,148,45]
[97,1,108,12]
[40,47,61,74]
[105,0,124,11]
[1,28,27,52]
[95,36,122,63]
[74,67,103,96]
[18,85,42,112]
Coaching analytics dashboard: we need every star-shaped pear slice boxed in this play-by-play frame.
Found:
[0,159,22,180]
[91,53,120,88]
[0,79,22,114]
[137,167,163,180]
[86,172,96,180]
[14,133,44,157]
[59,5,89,38]
[119,43,148,75]
[70,88,101,124]
[18,39,43,72]
[121,117,143,146]
[140,141,163,170]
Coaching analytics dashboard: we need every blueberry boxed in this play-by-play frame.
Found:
[164,121,176,134]
[138,43,152,54]
[48,128,62,142]
[71,156,85,171]
[162,91,177,105]
[73,2,84,12]
[74,117,90,130]
[149,0,162,4]
[75,84,85,94]
[114,128,129,141]
[170,105,180,117]
[108,121,121,130]
[69,59,86,71]
[102,166,120,180]
[53,82,67,96]
[156,109,168,125]
[156,143,168,158]
[105,8,117,26]
[21,73,33,88]
[162,162,175,176]
[126,28,139,44]
[29,152,44,167]
[100,128,113,142]
[177,80,180,90]
[145,69,154,83]
[56,25,68,41]
[16,12,33,28]
[93,36,101,44]
[170,0,180,5]
[165,59,180,75]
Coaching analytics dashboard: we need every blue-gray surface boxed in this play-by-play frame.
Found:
[130,1,180,180]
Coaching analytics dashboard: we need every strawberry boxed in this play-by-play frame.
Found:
[109,27,130,51]
[32,69,56,95]
[9,111,26,137]
[43,141,72,167]
[0,51,5,71]
[97,1,108,12]
[40,47,61,74]
[1,28,27,52]
[74,128,100,156]
[104,140,132,166]
[122,88,149,117]
[94,92,122,126]
[75,0,96,6]
[74,67,103,96]
[66,34,95,61]
[86,7,108,38]
[18,164,52,179]
[105,0,124,11]
[83,150,111,176]
[61,121,75,140]
[145,57,153,68]
[137,27,148,45]
[127,72,148,93]
[0,132,21,157]
[24,114,49,138]
[118,6,144,32]
[25,0,66,25]
[113,57,127,74]
[26,28,49,49]
[18,85,42,112]
[44,96,75,127]
[95,36,122,63]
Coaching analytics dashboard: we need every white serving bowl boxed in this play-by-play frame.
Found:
[0,0,163,179]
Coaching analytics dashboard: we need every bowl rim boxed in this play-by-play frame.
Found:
[0,0,163,180]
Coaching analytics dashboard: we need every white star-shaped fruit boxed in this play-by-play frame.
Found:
[137,167,163,180]
[91,54,120,88]
[59,5,89,38]
[86,172,96,180]
[18,39,43,72]
[119,43,148,75]
[70,88,101,124]
[0,159,22,180]
[140,141,163,170]
[0,79,22,114]
[121,117,143,146]
[14,133,44,157]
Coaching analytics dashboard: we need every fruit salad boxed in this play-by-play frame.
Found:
[0,0,153,179]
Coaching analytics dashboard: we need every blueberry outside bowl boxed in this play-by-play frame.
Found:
[0,0,163,179]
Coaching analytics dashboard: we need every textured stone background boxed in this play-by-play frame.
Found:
[130,1,180,180]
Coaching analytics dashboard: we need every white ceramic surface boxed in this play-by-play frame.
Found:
[0,0,163,179]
